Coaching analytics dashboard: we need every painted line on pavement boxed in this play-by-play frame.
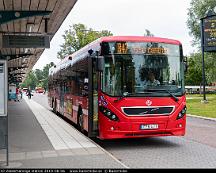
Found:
[24,96,129,168]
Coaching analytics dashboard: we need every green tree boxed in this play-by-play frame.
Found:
[57,23,113,59]
[21,71,37,89]
[34,69,43,86]
[187,0,216,46]
[41,62,54,89]
[185,53,202,85]
[204,53,216,84]
[186,0,216,85]
[185,52,216,85]
[21,62,54,90]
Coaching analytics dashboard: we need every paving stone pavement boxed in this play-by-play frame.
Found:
[0,98,128,169]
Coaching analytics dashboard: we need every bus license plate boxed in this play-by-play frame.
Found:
[140,124,159,130]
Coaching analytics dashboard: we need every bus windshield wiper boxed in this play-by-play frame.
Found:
[145,89,179,102]
[114,92,132,102]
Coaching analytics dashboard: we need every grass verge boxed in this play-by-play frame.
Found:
[186,94,216,118]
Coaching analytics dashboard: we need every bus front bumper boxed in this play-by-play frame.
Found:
[99,118,186,140]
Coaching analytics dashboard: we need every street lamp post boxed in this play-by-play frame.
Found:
[200,18,207,103]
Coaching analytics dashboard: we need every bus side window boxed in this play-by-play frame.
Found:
[76,72,88,97]
[71,80,76,95]
[65,84,70,94]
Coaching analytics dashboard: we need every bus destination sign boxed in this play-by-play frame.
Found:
[203,16,216,52]
[115,42,167,55]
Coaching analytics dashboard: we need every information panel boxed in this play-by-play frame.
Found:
[2,35,50,48]
[0,60,8,153]
[203,16,216,52]
[0,60,7,116]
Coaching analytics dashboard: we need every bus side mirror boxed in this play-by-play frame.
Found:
[183,56,188,73]
[96,56,104,72]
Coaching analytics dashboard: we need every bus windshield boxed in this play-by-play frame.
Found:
[101,42,184,97]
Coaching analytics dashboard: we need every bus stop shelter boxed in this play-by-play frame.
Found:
[0,0,77,166]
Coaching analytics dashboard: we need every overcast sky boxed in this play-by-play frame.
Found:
[33,0,194,70]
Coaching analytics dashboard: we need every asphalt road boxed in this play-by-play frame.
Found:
[32,93,216,168]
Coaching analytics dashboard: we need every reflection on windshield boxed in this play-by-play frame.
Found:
[101,44,184,97]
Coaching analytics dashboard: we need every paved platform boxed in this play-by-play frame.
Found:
[0,97,127,168]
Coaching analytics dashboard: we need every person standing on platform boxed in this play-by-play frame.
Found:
[27,88,32,99]
[19,89,23,99]
[15,87,20,102]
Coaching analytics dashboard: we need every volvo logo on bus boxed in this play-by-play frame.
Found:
[146,100,152,106]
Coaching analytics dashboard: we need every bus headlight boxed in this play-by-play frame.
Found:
[177,106,186,120]
[99,106,119,121]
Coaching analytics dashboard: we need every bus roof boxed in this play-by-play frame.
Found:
[49,36,182,75]
[99,36,182,45]
[66,36,182,61]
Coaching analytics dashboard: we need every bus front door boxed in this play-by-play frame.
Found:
[88,57,99,137]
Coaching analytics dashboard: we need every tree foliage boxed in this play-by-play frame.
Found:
[185,52,216,85]
[204,53,216,84]
[57,23,113,59]
[187,0,216,46]
[185,53,202,85]
[41,63,53,89]
[186,0,216,85]
[21,62,54,90]
[21,71,37,90]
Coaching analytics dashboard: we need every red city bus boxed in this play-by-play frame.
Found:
[48,36,186,139]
